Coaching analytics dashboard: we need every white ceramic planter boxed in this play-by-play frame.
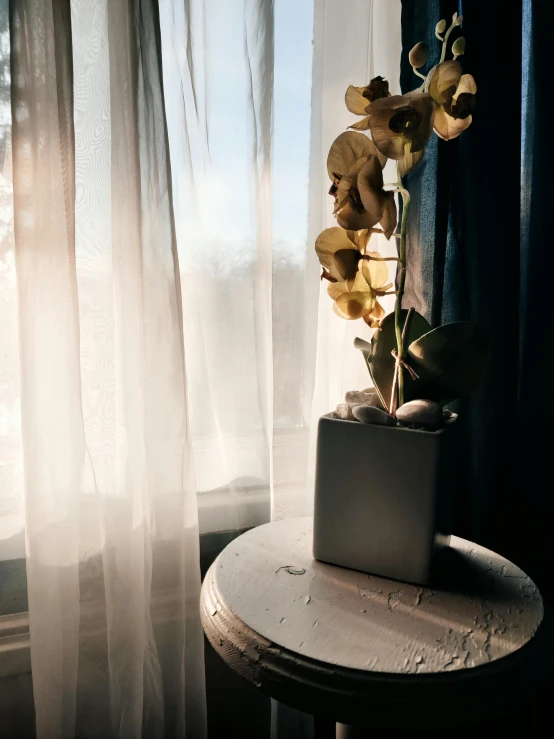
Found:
[313,414,459,586]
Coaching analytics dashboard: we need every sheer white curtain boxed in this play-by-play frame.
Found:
[160,0,401,525]
[0,0,401,737]
[159,0,316,529]
[7,0,205,737]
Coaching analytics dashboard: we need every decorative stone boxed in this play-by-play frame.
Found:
[324,410,340,419]
[352,405,396,426]
[336,403,354,420]
[344,389,381,408]
[395,399,444,430]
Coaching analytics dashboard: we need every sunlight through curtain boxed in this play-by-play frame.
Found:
[0,1,402,737]
[8,0,205,736]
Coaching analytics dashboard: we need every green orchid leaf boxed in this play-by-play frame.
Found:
[353,337,385,410]
[353,336,372,361]
[407,321,490,404]
[355,310,431,409]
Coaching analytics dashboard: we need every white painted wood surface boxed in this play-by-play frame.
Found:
[205,517,542,675]
[201,517,549,725]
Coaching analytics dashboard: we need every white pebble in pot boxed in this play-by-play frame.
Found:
[344,389,381,408]
[395,399,443,430]
[336,403,354,420]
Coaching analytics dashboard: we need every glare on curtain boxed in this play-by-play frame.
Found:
[7,0,205,737]
[160,0,401,526]
[159,0,317,527]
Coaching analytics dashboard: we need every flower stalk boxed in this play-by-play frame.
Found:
[440,13,462,63]
[315,24,479,417]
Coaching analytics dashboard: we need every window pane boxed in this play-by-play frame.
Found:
[273,0,314,429]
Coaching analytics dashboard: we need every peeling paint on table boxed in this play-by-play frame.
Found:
[200,517,548,725]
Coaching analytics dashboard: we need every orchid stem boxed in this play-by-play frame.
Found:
[440,17,458,63]
[393,160,410,410]
[389,308,415,415]
[412,67,426,81]
[364,255,400,262]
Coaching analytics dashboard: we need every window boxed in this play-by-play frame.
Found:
[0,0,315,554]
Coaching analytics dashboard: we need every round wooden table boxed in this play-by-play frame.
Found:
[200,517,549,735]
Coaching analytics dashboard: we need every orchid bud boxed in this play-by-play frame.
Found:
[452,37,466,57]
[409,42,430,69]
[453,13,463,26]
[436,19,446,34]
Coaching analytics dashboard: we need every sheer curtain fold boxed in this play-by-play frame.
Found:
[244,0,275,517]
[159,0,277,531]
[10,0,82,735]
[10,0,205,737]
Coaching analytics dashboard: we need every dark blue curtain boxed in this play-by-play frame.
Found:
[401,0,552,596]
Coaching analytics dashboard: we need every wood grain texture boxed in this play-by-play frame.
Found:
[201,517,551,726]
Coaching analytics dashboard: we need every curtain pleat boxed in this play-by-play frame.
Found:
[10,0,206,736]
[517,0,554,595]
[159,0,277,530]
[10,0,82,735]
[401,0,523,544]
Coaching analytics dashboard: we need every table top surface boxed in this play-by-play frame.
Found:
[202,517,544,676]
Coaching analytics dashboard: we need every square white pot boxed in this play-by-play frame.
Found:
[312,414,459,586]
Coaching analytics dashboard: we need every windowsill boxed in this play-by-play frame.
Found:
[0,524,255,679]
[0,426,309,563]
